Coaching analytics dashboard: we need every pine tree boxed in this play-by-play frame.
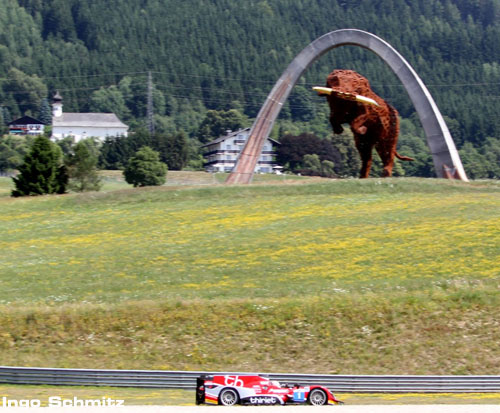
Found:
[2,107,12,125]
[0,107,4,135]
[38,98,52,125]
[153,131,190,170]
[12,135,68,197]
[66,139,102,192]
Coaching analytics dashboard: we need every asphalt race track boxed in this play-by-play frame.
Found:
[3,406,500,412]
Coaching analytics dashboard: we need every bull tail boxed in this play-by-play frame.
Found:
[388,104,414,162]
[395,152,414,161]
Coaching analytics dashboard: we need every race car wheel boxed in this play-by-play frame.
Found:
[308,389,328,406]
[219,388,239,406]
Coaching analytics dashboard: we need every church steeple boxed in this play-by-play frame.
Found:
[52,91,63,118]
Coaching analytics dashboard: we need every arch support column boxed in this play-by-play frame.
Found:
[226,29,468,184]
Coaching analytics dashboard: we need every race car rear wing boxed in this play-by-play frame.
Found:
[195,375,213,405]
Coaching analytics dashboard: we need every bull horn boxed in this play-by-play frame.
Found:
[355,95,379,106]
[312,86,333,95]
[313,86,379,107]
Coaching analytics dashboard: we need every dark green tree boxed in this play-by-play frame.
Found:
[38,98,52,125]
[56,136,77,158]
[288,86,315,122]
[41,0,77,41]
[321,159,336,178]
[0,135,30,172]
[89,85,131,121]
[2,107,12,125]
[65,139,102,192]
[324,129,363,178]
[302,153,324,177]
[123,146,167,187]
[3,68,48,115]
[153,131,190,170]
[459,142,488,179]
[276,133,341,173]
[117,76,166,119]
[99,129,151,170]
[12,135,67,197]
[99,135,132,170]
[0,107,4,135]
[197,109,247,143]
[302,154,336,178]
[481,137,500,179]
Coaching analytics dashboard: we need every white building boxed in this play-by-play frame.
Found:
[51,92,128,142]
[202,128,280,173]
[8,116,45,136]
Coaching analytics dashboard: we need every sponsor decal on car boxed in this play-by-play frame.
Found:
[224,376,244,387]
[247,396,278,405]
[292,389,306,402]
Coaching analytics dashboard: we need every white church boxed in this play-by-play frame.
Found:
[51,92,128,142]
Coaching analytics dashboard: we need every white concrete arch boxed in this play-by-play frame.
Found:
[226,29,468,184]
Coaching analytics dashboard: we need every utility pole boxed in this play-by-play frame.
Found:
[147,71,155,136]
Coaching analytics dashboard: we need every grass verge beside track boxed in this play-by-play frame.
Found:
[1,385,500,405]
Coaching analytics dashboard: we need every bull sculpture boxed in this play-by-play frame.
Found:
[314,69,413,178]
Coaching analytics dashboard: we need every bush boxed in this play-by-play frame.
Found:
[123,146,167,187]
[277,133,344,176]
[0,135,31,172]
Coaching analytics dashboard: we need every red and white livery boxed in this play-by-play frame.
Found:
[196,374,343,406]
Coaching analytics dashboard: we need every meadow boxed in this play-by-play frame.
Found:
[0,175,499,376]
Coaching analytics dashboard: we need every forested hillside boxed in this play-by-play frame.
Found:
[1,0,499,177]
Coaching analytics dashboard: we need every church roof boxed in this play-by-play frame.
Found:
[52,113,128,128]
[53,91,62,102]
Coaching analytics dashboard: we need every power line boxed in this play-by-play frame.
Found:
[0,71,150,83]
[4,75,498,99]
[1,68,499,88]
[1,69,498,116]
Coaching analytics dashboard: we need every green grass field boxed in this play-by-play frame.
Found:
[1,170,306,198]
[0,175,499,376]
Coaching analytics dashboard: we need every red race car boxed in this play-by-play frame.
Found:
[196,374,343,406]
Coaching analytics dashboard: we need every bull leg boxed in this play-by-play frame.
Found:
[375,143,395,177]
[355,136,374,178]
[330,116,344,134]
[351,114,370,136]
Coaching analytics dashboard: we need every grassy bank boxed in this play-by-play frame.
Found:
[1,291,500,374]
[0,178,498,374]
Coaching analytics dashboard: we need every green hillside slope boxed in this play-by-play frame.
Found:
[1,179,499,373]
